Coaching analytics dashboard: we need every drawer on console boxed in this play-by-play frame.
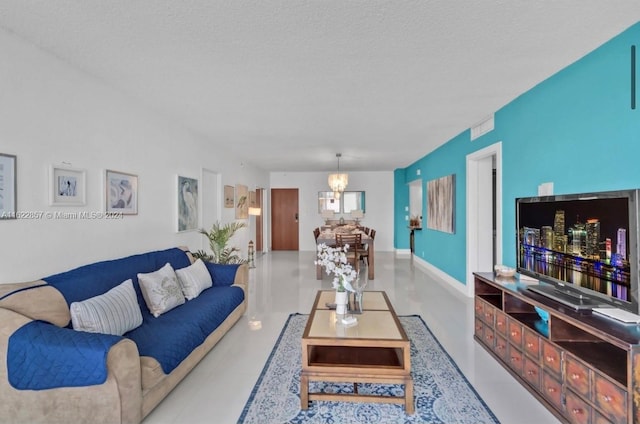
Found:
[593,410,615,424]
[474,298,484,317]
[482,303,495,325]
[565,354,590,398]
[523,327,540,359]
[593,373,627,424]
[508,319,523,348]
[495,310,507,336]
[522,355,541,390]
[494,334,508,363]
[482,325,495,348]
[541,371,563,412]
[474,318,483,338]
[541,340,562,377]
[507,344,524,375]
[565,389,592,424]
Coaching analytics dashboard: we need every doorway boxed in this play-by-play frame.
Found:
[466,142,502,297]
[271,188,299,250]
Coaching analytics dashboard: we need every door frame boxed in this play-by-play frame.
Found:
[466,142,502,297]
[200,167,222,251]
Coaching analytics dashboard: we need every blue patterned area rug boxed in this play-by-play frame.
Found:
[238,313,499,424]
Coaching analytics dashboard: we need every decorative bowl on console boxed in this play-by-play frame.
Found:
[494,264,516,278]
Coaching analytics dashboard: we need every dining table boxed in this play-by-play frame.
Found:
[316,228,375,280]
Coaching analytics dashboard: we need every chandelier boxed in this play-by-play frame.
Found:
[328,153,348,197]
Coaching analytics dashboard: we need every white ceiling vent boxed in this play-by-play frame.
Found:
[470,114,495,141]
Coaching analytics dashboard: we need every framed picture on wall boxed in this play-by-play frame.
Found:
[177,175,198,232]
[427,174,455,234]
[105,169,138,214]
[0,153,17,219]
[50,165,86,206]
[224,185,234,208]
[235,184,248,219]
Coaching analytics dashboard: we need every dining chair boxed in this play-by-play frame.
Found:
[313,227,320,243]
[335,233,362,274]
[360,229,375,265]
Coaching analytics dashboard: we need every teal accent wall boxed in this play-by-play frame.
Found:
[396,22,640,287]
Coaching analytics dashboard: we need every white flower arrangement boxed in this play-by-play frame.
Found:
[315,243,358,292]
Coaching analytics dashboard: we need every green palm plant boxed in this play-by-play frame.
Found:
[197,221,247,264]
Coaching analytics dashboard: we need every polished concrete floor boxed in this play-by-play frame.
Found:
[143,251,560,424]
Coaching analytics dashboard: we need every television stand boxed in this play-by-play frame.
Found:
[474,272,640,424]
[525,284,606,311]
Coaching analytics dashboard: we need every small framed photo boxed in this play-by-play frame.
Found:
[224,185,234,208]
[0,153,17,219]
[106,170,138,215]
[50,165,86,206]
[235,184,248,219]
[177,175,199,232]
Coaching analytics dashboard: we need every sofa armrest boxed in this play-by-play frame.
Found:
[8,320,123,389]
[0,308,142,423]
[234,263,249,288]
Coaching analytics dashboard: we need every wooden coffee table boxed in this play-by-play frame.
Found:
[300,290,414,414]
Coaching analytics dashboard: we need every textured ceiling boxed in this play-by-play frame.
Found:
[1,1,639,172]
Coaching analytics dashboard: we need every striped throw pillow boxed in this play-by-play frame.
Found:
[70,279,143,336]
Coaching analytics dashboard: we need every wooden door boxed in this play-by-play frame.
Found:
[271,188,299,250]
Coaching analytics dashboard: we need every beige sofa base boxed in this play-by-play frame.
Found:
[141,299,247,418]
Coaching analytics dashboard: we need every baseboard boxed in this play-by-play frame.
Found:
[395,249,411,256]
[412,255,472,298]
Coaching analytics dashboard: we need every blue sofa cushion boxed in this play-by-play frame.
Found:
[43,247,191,308]
[125,285,244,374]
[205,263,241,286]
[8,321,121,390]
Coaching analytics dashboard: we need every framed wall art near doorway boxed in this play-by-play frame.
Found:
[177,175,198,232]
[224,185,234,208]
[236,184,248,219]
[426,174,455,234]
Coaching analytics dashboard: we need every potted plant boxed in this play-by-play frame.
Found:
[194,221,247,264]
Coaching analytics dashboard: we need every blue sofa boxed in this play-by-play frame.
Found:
[0,247,248,424]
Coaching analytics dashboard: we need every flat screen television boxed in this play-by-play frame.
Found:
[516,189,640,313]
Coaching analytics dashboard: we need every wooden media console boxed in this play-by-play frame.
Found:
[474,272,640,424]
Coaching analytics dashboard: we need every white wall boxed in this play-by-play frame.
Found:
[0,28,268,283]
[269,171,394,251]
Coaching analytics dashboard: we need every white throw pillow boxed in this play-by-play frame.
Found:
[70,279,143,336]
[138,263,185,317]
[175,259,213,300]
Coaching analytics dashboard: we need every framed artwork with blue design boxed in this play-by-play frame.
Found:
[106,169,138,215]
[50,165,86,206]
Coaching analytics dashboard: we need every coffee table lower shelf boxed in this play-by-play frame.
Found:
[300,372,414,414]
